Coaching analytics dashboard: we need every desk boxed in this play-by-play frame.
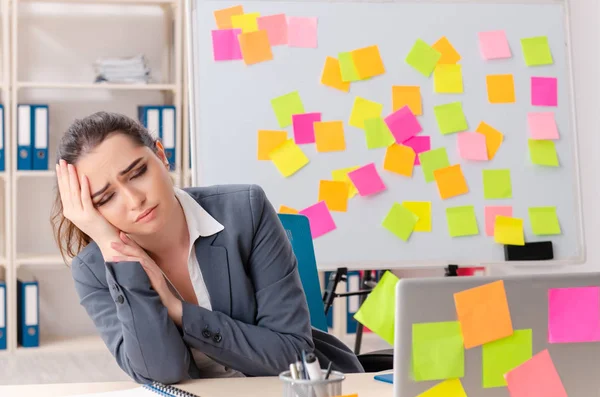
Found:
[0,372,392,397]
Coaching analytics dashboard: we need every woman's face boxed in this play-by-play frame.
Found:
[75,133,177,236]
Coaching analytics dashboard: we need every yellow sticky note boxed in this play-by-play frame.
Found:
[432,36,461,64]
[433,165,469,200]
[321,57,350,93]
[392,86,422,115]
[332,166,360,199]
[416,379,467,397]
[349,97,384,129]
[314,121,346,152]
[384,144,416,177]
[214,5,244,29]
[434,64,463,94]
[269,139,309,177]
[402,201,432,232]
[257,130,287,160]
[476,122,504,160]
[319,180,349,212]
[231,12,261,33]
[486,74,516,103]
[351,45,386,79]
[238,30,273,65]
[279,205,298,214]
[494,216,525,246]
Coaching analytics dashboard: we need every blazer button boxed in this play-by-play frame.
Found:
[116,295,124,304]
[202,329,212,338]
[213,333,222,343]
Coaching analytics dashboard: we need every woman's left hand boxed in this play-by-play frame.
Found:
[111,232,183,326]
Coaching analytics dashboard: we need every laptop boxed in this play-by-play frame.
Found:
[392,272,600,397]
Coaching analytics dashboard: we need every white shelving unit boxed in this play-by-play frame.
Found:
[3,0,185,354]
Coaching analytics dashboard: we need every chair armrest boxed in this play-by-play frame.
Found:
[356,348,394,373]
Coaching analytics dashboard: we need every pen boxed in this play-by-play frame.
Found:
[324,362,333,380]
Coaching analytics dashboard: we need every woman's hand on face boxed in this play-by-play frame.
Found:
[56,159,121,260]
[111,232,183,326]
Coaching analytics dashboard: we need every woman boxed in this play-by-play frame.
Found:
[51,111,363,384]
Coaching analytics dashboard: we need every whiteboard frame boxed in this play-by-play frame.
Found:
[184,0,585,269]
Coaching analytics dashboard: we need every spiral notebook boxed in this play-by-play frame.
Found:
[69,382,200,397]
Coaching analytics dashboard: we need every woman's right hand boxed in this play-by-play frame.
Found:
[56,159,121,260]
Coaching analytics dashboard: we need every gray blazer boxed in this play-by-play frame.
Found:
[71,184,363,384]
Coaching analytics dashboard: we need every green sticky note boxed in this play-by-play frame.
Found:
[521,36,553,66]
[529,207,561,235]
[338,52,361,82]
[446,206,479,237]
[483,169,512,199]
[406,39,441,77]
[419,147,450,183]
[434,102,468,135]
[412,321,464,381]
[271,91,305,128]
[528,139,559,167]
[353,271,399,345]
[382,203,419,241]
[364,117,395,149]
[482,329,533,388]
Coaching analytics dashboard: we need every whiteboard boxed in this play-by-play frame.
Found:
[186,0,584,270]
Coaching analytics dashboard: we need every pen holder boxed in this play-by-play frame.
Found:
[279,369,345,397]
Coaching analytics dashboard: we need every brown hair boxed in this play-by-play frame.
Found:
[50,111,158,263]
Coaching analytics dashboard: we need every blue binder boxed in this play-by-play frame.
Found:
[324,271,334,329]
[0,105,4,172]
[161,106,176,171]
[0,281,6,350]
[17,104,32,170]
[137,105,161,138]
[17,278,39,347]
[346,271,360,334]
[278,214,328,332]
[32,105,49,170]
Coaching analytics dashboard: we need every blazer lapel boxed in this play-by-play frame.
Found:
[194,234,232,317]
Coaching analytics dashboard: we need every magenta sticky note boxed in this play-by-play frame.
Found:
[347,163,386,196]
[211,29,242,61]
[531,77,557,106]
[384,106,423,144]
[292,112,321,144]
[299,201,336,239]
[257,14,288,46]
[548,287,600,343]
[528,112,559,140]
[457,132,488,161]
[485,206,513,236]
[287,16,318,48]
[477,30,512,60]
[404,136,430,165]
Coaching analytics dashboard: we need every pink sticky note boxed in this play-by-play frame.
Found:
[292,112,321,144]
[477,30,512,60]
[531,77,557,106]
[548,287,600,343]
[403,136,430,165]
[485,206,513,236]
[384,106,423,144]
[528,112,559,140]
[457,132,488,161]
[287,16,318,48]
[505,350,568,397]
[211,29,242,61]
[299,201,336,239]
[257,14,288,46]
[347,163,386,196]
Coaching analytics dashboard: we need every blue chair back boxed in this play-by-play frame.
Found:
[278,214,329,332]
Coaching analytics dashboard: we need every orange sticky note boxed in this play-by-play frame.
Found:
[392,86,422,115]
[454,280,513,349]
[433,36,461,64]
[257,130,287,160]
[351,45,386,79]
[214,5,244,29]
[433,164,469,200]
[476,121,504,160]
[279,205,298,214]
[318,180,349,212]
[487,74,516,103]
[238,30,273,65]
[315,121,346,153]
[384,144,416,177]
[321,57,350,93]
